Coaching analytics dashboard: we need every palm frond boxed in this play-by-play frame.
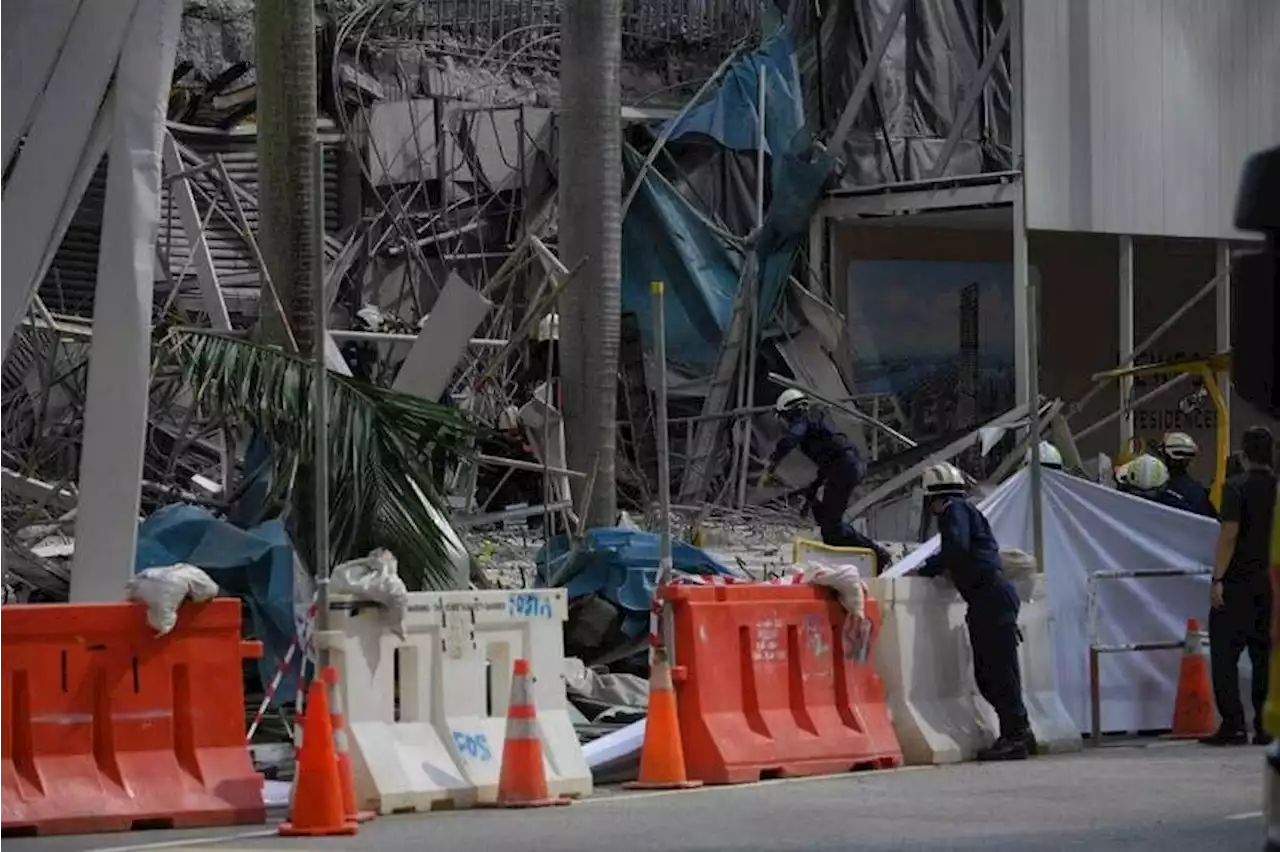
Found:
[156,328,484,589]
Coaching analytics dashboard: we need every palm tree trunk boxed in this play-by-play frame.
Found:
[559,0,623,527]
[256,0,318,351]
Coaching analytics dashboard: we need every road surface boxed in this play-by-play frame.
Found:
[8,741,1267,852]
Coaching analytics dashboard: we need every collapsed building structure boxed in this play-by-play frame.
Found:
[3,0,1276,738]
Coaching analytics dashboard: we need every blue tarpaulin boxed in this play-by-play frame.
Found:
[533,527,742,638]
[657,31,807,169]
[135,504,303,705]
[620,30,835,369]
[621,149,741,370]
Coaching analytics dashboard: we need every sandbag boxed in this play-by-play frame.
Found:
[125,563,220,635]
[331,548,410,638]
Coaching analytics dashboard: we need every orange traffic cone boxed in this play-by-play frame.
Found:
[482,659,571,808]
[623,656,702,790]
[1168,618,1217,739]
[279,676,358,837]
[323,666,376,823]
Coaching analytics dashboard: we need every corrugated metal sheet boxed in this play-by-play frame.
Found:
[38,129,346,319]
[1023,0,1280,239]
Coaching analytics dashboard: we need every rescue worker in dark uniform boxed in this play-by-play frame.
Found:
[760,389,890,568]
[915,461,1034,762]
[1157,431,1218,518]
[1121,453,1193,512]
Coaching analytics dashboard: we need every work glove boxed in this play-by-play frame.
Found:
[759,466,776,487]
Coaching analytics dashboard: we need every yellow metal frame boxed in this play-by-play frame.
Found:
[1092,352,1231,507]
[792,538,881,576]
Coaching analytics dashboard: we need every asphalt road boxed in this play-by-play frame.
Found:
[8,742,1268,852]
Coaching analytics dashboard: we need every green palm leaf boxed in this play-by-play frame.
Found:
[155,328,483,590]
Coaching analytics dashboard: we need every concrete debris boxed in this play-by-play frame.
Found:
[3,5,972,750]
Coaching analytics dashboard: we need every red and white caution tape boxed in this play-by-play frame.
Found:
[246,596,318,742]
[668,571,807,587]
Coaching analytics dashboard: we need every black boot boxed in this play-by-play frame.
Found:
[1199,726,1248,746]
[1022,728,1040,756]
[977,734,1029,762]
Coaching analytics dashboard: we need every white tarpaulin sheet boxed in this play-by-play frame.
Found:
[885,469,1219,733]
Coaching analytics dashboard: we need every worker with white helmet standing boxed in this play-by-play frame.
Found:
[916,461,1033,761]
[1025,441,1064,471]
[760,389,889,567]
[1157,431,1217,518]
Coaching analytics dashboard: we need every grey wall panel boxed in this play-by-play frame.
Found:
[1023,0,1279,239]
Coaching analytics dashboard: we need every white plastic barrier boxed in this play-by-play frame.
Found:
[1018,576,1082,754]
[320,589,592,813]
[869,575,1080,765]
[869,576,993,764]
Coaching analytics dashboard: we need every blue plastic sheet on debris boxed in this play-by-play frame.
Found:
[135,503,302,705]
[657,30,807,166]
[620,29,835,368]
[533,526,741,638]
[621,148,741,370]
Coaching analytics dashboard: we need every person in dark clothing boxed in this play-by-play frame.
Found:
[1119,454,1193,512]
[1226,451,1246,479]
[1158,431,1218,518]
[760,389,890,568]
[915,461,1034,762]
[1203,426,1279,746]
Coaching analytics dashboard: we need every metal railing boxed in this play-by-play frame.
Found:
[1086,567,1211,745]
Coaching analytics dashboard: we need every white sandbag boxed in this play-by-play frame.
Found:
[999,547,1038,602]
[331,548,410,638]
[803,560,872,663]
[125,563,220,635]
[803,560,866,618]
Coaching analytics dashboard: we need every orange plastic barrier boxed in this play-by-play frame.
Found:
[667,584,902,784]
[2,599,266,837]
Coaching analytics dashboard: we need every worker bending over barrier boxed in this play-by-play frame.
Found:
[915,461,1034,762]
[761,389,891,568]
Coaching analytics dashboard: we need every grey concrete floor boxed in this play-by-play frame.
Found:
[6,742,1269,852]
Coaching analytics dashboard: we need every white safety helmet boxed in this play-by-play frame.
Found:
[497,405,521,432]
[1160,431,1198,461]
[1025,441,1064,470]
[535,312,560,342]
[775,388,808,415]
[354,304,383,331]
[922,462,966,496]
[1123,454,1170,491]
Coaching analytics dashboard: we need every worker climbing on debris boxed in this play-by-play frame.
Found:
[915,461,1035,762]
[1156,431,1218,518]
[760,389,891,568]
[1118,453,1192,512]
[1026,441,1065,471]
